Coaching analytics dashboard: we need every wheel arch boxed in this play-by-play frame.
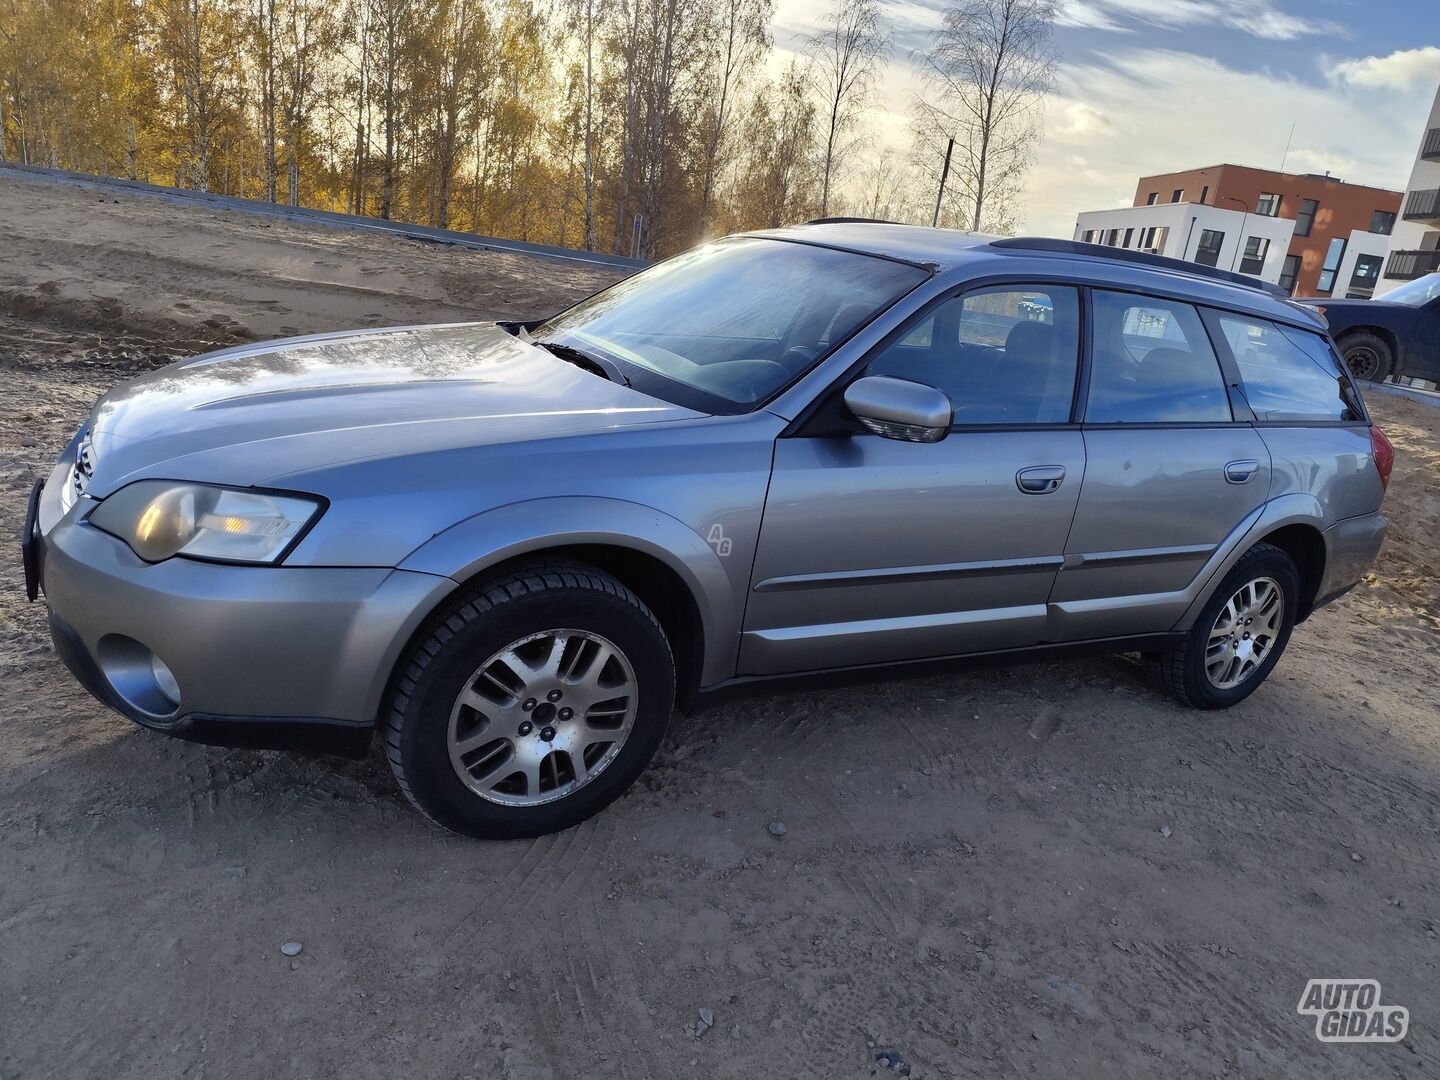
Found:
[396,497,742,705]
[1254,522,1326,622]
[1176,495,1328,630]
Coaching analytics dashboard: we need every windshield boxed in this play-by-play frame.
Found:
[535,237,929,413]
[1381,272,1440,306]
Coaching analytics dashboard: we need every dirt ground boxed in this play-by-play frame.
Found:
[1,174,1438,1079]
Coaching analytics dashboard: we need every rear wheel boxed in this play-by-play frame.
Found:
[1338,332,1394,383]
[385,563,674,838]
[1145,542,1298,709]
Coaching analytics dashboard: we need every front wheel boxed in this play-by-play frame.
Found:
[1145,542,1298,709]
[1338,332,1394,383]
[385,563,675,839]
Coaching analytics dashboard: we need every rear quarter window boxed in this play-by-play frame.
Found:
[1217,315,1359,422]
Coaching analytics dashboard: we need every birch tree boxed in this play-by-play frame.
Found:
[913,0,1056,233]
[803,0,887,218]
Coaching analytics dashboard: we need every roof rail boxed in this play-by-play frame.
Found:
[990,237,1291,299]
[803,216,901,226]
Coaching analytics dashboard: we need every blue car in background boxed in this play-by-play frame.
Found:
[1303,272,1440,383]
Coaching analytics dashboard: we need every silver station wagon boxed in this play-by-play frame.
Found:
[24,223,1393,838]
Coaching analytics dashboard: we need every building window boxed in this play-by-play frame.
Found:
[1122,227,1134,248]
[1278,254,1302,294]
[1139,226,1169,253]
[1294,198,1318,237]
[1350,254,1383,288]
[1171,189,1184,203]
[1102,228,1117,246]
[1195,229,1225,267]
[1199,185,1209,204]
[1317,236,1347,292]
[1256,192,1281,217]
[1081,229,1095,243]
[1146,192,1158,205]
[1370,210,1395,235]
[1239,236,1270,275]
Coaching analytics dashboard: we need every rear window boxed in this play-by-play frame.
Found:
[1086,291,1231,423]
[1217,315,1358,422]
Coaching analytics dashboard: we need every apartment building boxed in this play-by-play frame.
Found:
[1376,83,1440,296]
[1073,165,1401,298]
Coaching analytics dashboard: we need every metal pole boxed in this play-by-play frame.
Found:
[932,137,954,228]
[1219,196,1249,271]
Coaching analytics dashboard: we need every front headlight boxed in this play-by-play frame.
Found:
[89,481,324,564]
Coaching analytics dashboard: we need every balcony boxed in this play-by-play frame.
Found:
[1401,187,1440,223]
[1423,127,1440,161]
[1384,249,1440,280]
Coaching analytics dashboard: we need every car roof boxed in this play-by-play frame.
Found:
[748,221,1325,331]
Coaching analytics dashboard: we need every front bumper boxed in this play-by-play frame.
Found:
[31,476,455,757]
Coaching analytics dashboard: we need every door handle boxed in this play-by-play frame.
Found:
[1224,459,1260,484]
[1016,465,1066,494]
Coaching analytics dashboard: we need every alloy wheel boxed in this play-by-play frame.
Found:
[447,629,638,806]
[1205,576,1284,690]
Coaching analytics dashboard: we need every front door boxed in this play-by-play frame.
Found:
[739,284,1087,675]
[1049,289,1270,640]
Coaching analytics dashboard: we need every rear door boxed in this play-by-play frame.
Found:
[1049,289,1271,641]
[740,284,1087,675]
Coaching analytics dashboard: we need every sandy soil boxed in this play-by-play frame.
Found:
[1,174,1438,1079]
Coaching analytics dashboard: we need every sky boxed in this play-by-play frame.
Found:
[770,0,1440,236]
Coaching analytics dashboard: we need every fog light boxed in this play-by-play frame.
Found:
[150,653,181,706]
[96,635,181,719]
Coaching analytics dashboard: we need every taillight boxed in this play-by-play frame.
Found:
[1370,426,1395,491]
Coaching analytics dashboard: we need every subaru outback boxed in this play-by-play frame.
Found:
[23,224,1392,838]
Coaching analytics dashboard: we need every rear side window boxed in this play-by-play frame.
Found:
[1217,315,1357,421]
[1086,291,1231,423]
[862,285,1080,424]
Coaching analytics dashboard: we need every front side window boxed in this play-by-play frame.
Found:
[1195,229,1224,267]
[1256,192,1281,217]
[1239,236,1270,275]
[1295,198,1318,237]
[862,286,1080,425]
[1317,237,1347,293]
[1218,315,1357,421]
[538,238,927,413]
[1086,291,1231,423]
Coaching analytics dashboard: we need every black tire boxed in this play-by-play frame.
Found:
[1144,542,1299,709]
[385,562,674,839]
[1337,331,1394,383]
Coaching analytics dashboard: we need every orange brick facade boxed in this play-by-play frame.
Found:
[1132,165,1402,297]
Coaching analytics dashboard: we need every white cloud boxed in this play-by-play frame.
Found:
[1020,48,1429,237]
[1329,46,1440,92]
[1057,0,1343,41]
[1054,102,1114,137]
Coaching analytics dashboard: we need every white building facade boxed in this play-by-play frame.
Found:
[1376,84,1440,296]
[1073,202,1297,286]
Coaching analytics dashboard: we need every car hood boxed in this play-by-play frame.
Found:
[82,323,704,494]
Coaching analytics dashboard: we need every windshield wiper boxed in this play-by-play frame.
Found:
[530,338,631,387]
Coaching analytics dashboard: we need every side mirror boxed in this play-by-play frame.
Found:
[843,376,953,443]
